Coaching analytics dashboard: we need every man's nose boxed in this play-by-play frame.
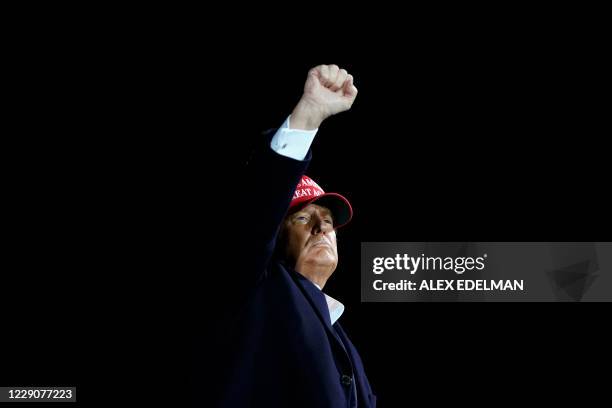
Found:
[311,215,330,234]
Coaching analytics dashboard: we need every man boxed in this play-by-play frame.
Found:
[212,64,376,407]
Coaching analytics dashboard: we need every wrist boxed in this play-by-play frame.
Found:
[290,99,326,130]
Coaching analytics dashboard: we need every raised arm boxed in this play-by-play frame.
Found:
[239,64,358,287]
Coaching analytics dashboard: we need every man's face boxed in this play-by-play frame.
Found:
[282,204,338,272]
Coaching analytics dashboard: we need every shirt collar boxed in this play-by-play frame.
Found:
[312,282,345,325]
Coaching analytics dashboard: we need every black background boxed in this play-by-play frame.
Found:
[2,9,610,406]
[199,28,610,405]
[214,47,609,406]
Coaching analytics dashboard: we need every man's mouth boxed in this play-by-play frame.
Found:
[310,239,331,248]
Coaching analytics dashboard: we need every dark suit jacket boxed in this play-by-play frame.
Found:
[209,132,376,407]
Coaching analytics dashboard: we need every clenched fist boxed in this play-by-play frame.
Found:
[290,64,358,130]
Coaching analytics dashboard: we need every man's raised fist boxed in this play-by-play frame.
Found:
[290,64,358,130]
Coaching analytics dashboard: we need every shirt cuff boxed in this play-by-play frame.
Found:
[270,115,318,161]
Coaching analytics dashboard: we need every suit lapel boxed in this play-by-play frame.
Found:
[290,269,354,375]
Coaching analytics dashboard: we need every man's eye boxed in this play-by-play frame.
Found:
[295,216,309,223]
[324,219,333,224]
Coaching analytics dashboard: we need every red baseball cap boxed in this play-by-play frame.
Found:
[288,175,353,229]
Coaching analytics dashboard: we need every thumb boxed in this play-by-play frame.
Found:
[304,69,320,92]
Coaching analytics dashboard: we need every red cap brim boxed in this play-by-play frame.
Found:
[289,192,353,229]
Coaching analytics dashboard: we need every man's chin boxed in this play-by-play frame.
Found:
[304,248,337,263]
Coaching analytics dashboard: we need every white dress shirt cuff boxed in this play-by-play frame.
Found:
[270,115,318,161]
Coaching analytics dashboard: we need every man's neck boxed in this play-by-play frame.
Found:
[295,265,333,289]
